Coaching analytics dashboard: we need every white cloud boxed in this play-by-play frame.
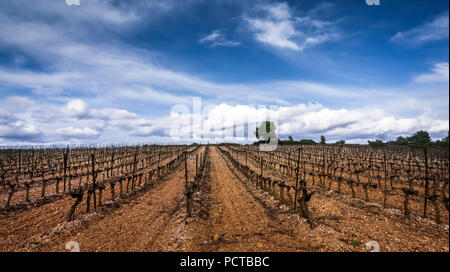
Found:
[0,69,83,95]
[263,2,291,20]
[248,18,301,50]
[1,94,448,145]
[414,63,449,84]
[0,122,43,141]
[245,2,340,51]
[391,11,449,46]
[110,102,449,143]
[0,1,342,109]
[89,108,138,120]
[0,97,142,144]
[65,99,89,118]
[199,30,221,43]
[2,96,35,113]
[0,109,17,125]
[56,127,100,139]
[118,87,192,105]
[1,0,137,27]
[199,30,240,47]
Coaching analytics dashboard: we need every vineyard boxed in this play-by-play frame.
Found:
[221,144,449,225]
[0,144,448,252]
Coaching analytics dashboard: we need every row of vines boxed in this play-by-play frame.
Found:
[219,144,449,227]
[0,144,200,221]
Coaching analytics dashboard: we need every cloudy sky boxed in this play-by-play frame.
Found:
[0,0,448,145]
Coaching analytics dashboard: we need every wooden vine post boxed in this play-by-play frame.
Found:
[383,149,388,208]
[91,153,97,210]
[293,148,301,212]
[260,157,263,177]
[111,152,115,178]
[195,154,198,177]
[245,146,248,167]
[157,151,161,178]
[185,151,188,184]
[322,146,326,186]
[184,151,191,217]
[18,149,21,184]
[423,147,429,218]
[63,146,68,192]
[132,152,138,191]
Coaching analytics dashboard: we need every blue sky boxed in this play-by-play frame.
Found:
[0,0,448,145]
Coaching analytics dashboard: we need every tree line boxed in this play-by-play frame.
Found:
[367,130,449,149]
[254,121,448,149]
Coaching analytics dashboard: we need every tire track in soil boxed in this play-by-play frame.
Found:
[183,146,307,252]
[8,147,203,252]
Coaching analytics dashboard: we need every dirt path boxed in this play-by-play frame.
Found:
[183,146,307,251]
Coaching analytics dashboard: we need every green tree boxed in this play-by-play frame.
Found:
[368,139,385,147]
[433,131,449,149]
[335,140,345,145]
[442,131,449,145]
[298,139,316,145]
[288,135,293,142]
[320,135,326,144]
[407,130,432,147]
[395,136,408,146]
